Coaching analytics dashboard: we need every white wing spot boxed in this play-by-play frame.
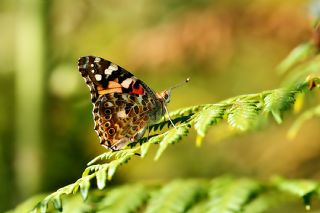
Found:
[90,64,94,67]
[105,63,118,75]
[79,63,87,69]
[106,102,114,106]
[94,57,101,63]
[121,78,133,88]
[91,69,95,73]
[122,94,129,101]
[95,74,102,81]
[117,110,127,118]
[137,95,143,104]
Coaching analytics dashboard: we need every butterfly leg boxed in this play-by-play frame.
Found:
[131,126,147,142]
[109,126,147,151]
[110,137,130,151]
[147,124,150,141]
[163,104,177,129]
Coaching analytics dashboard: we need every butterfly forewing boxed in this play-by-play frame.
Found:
[78,56,136,102]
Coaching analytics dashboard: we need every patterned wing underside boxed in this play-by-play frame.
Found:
[78,56,146,102]
[78,56,163,150]
[94,93,157,150]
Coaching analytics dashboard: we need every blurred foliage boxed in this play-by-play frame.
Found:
[2,0,320,212]
[8,177,320,213]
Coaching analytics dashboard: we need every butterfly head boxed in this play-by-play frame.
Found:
[157,78,190,104]
[157,90,171,104]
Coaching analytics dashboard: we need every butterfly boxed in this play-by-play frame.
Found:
[78,56,174,151]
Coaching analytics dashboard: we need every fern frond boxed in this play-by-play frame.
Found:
[32,76,320,212]
[159,105,207,122]
[194,105,225,137]
[186,200,209,213]
[281,55,320,86]
[32,149,138,212]
[145,180,206,213]
[96,184,150,213]
[272,176,319,210]
[154,124,190,160]
[227,100,262,131]
[263,89,296,123]
[13,176,320,213]
[277,42,317,74]
[243,190,293,213]
[207,177,260,213]
[277,25,320,84]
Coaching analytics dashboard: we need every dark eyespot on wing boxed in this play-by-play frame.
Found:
[134,106,139,114]
[108,128,116,135]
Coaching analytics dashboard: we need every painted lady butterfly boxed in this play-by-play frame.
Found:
[78,56,173,151]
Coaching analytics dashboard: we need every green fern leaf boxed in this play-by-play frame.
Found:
[243,191,293,213]
[107,162,119,181]
[107,152,135,180]
[194,105,225,137]
[154,125,190,160]
[273,177,318,210]
[281,55,320,86]
[97,184,150,213]
[186,200,208,213]
[207,177,260,213]
[52,195,62,212]
[58,183,76,194]
[165,105,204,121]
[79,179,90,200]
[227,101,261,131]
[145,180,205,213]
[273,177,318,197]
[87,151,114,166]
[140,142,152,157]
[40,200,48,213]
[14,177,320,213]
[96,168,107,190]
[264,90,295,123]
[277,42,316,74]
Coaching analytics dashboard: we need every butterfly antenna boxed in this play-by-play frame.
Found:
[163,103,177,129]
[170,77,190,91]
[163,77,190,129]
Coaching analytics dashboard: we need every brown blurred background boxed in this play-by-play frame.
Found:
[1,0,320,211]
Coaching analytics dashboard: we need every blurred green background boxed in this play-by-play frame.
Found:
[1,0,320,211]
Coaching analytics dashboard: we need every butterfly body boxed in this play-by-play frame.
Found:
[78,56,170,150]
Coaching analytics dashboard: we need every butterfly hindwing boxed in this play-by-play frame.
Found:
[94,93,152,150]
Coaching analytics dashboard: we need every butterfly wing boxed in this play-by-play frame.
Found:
[78,56,164,150]
[94,93,156,150]
[79,56,145,102]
